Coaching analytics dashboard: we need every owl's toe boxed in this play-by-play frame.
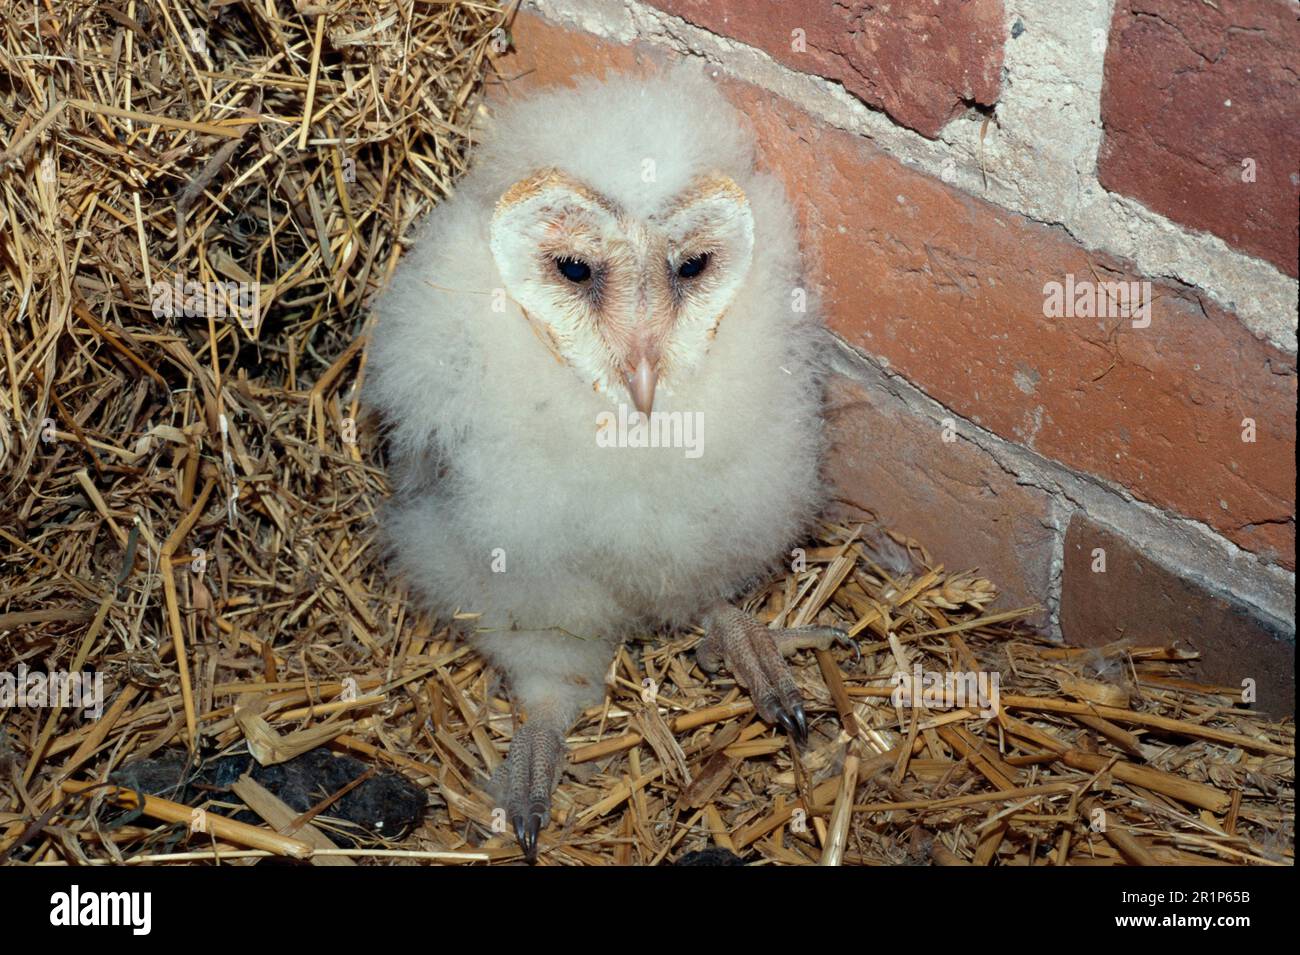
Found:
[700,604,852,746]
[772,700,808,746]
[772,624,858,662]
[496,719,565,863]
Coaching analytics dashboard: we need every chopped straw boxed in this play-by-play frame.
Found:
[0,1,1293,866]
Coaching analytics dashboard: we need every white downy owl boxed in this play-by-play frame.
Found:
[367,66,850,860]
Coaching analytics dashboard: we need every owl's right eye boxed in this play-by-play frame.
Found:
[554,257,592,283]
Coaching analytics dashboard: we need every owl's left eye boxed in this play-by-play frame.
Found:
[554,256,592,283]
[677,253,710,279]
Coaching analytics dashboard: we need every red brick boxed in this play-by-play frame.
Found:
[734,85,1297,568]
[1061,515,1294,715]
[1098,0,1300,276]
[824,377,1055,620]
[645,0,1005,139]
[500,13,1297,568]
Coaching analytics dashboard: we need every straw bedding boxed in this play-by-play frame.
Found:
[0,1,1292,867]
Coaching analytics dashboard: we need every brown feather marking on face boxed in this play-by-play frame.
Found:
[537,211,607,270]
[707,309,726,341]
[662,171,747,216]
[495,168,620,218]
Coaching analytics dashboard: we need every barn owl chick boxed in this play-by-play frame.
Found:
[367,66,849,861]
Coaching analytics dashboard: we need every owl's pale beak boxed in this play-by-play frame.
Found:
[626,354,658,416]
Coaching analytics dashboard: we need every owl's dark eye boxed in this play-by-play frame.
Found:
[677,253,710,279]
[555,257,592,283]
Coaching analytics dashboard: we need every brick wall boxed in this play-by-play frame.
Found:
[496,0,1297,711]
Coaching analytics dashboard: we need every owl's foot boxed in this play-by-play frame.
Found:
[698,603,854,745]
[494,718,566,862]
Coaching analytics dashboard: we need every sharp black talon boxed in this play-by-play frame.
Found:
[774,707,798,740]
[514,813,541,862]
[790,701,808,746]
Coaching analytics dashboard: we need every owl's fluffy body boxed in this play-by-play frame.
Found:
[368,69,827,725]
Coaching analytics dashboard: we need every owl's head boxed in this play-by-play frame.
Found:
[478,67,763,415]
